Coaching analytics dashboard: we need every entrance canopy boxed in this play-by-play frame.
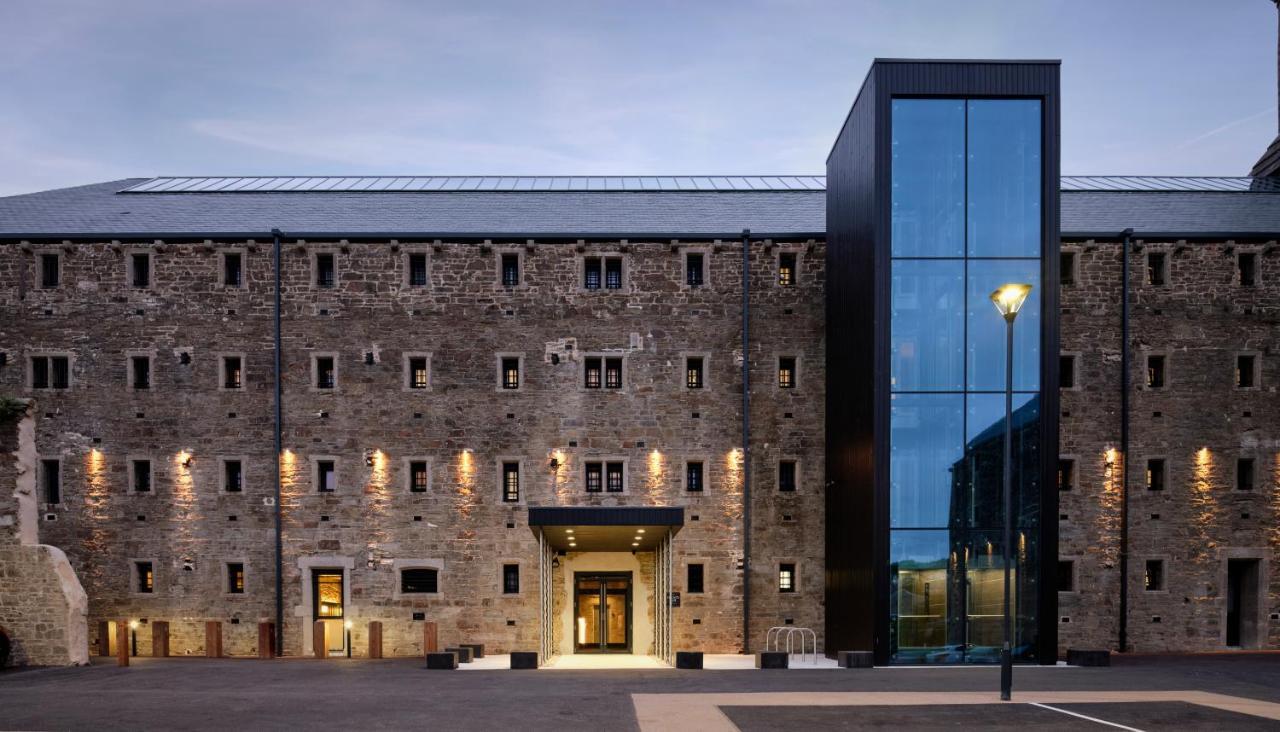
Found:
[529,507,683,551]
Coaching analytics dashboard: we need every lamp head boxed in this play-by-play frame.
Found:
[989,283,1033,321]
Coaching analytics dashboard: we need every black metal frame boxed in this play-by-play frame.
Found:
[573,571,633,653]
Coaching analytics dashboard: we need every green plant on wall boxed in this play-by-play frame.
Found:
[0,397,28,424]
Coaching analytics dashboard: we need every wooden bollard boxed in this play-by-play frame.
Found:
[368,621,383,659]
[257,622,275,659]
[205,621,223,658]
[423,621,438,654]
[313,621,327,659]
[97,621,111,657]
[152,621,170,658]
[115,619,129,667]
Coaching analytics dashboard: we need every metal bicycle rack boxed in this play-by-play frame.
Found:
[765,626,817,664]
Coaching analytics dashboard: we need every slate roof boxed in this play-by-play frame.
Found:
[1,175,1278,239]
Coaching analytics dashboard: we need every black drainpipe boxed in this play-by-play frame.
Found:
[272,228,285,656]
[741,228,752,653]
[1117,227,1133,654]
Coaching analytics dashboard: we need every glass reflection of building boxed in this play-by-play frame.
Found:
[888,98,1043,664]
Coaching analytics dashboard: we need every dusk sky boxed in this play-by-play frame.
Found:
[0,0,1274,196]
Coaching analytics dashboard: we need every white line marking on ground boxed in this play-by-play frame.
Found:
[1031,702,1146,731]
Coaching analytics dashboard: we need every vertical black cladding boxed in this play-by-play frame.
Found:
[825,59,1060,665]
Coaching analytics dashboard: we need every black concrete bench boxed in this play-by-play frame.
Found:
[461,643,484,659]
[444,646,473,663]
[425,652,458,670]
[675,651,703,669]
[837,651,874,668]
[510,652,538,669]
[755,651,788,669]
[1066,649,1111,667]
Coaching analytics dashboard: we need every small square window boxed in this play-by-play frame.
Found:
[778,460,797,492]
[502,564,520,594]
[224,460,243,493]
[408,356,430,390]
[135,561,154,593]
[223,252,243,287]
[1239,252,1257,287]
[401,568,438,594]
[686,357,704,389]
[410,461,429,493]
[41,459,61,504]
[314,356,336,389]
[1059,355,1076,389]
[317,460,336,493]
[1144,559,1164,591]
[501,357,521,390]
[131,459,152,493]
[778,252,796,287]
[130,355,152,390]
[1060,251,1076,286]
[408,253,428,287]
[1145,459,1165,492]
[1236,355,1257,389]
[687,563,705,594]
[1057,560,1075,592]
[686,252,704,287]
[585,462,603,493]
[227,562,245,594]
[501,253,520,287]
[686,461,704,492]
[584,357,602,389]
[778,563,796,593]
[502,462,520,503]
[315,253,336,288]
[130,252,151,288]
[778,357,797,389]
[222,356,243,389]
[1146,355,1165,389]
[1146,252,1167,286]
[1057,458,1075,491]
[1237,458,1255,491]
[40,253,60,289]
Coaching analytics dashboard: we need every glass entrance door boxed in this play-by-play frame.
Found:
[312,569,346,657]
[574,573,631,653]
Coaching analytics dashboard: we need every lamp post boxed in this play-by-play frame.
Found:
[129,620,139,657]
[989,282,1032,702]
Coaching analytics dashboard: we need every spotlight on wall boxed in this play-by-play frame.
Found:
[365,452,375,467]
[548,457,560,471]
[181,453,193,469]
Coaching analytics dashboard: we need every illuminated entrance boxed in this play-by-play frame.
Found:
[574,573,632,652]
[311,569,346,657]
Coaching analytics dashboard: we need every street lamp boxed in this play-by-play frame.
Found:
[989,282,1031,702]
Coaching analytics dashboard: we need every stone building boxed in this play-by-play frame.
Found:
[0,55,1278,665]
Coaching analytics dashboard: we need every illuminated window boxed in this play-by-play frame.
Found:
[606,461,624,492]
[687,563,705,594]
[131,459,152,493]
[40,253,60,288]
[223,252,243,287]
[778,563,796,593]
[401,568,438,594]
[223,460,243,493]
[686,252,704,286]
[30,355,70,390]
[500,253,520,287]
[1145,252,1167,286]
[1144,560,1164,591]
[130,252,151,288]
[778,460,797,492]
[317,460,336,493]
[686,461,704,492]
[686,357,704,389]
[584,461,625,493]
[503,564,520,594]
[408,253,428,287]
[410,461,429,493]
[314,356,336,389]
[778,252,796,286]
[1236,355,1257,389]
[221,356,243,389]
[1057,458,1075,491]
[1056,560,1074,592]
[1146,355,1165,388]
[585,462,603,492]
[501,357,521,390]
[130,355,151,390]
[1237,458,1255,491]
[40,458,61,504]
[408,356,430,389]
[1145,458,1165,492]
[227,562,245,594]
[1239,252,1257,287]
[135,561,154,593]
[778,357,797,389]
[314,252,335,288]
[604,358,622,389]
[502,462,520,502]
[584,357,602,388]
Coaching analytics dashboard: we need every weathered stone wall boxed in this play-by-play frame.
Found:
[1059,239,1280,653]
[0,400,89,666]
[0,237,825,657]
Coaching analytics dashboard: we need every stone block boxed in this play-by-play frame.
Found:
[425,652,458,670]
[460,642,483,659]
[510,652,538,669]
[444,646,473,663]
[675,651,703,669]
[754,651,788,669]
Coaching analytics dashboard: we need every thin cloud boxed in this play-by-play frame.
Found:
[1177,107,1274,150]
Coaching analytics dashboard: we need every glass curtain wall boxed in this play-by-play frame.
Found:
[889,98,1042,664]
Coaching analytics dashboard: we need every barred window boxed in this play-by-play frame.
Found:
[778,252,796,286]
[584,357,602,389]
[409,357,430,389]
[585,462,603,493]
[501,253,520,287]
[501,357,521,390]
[606,461,624,493]
[503,564,520,594]
[502,462,520,502]
[408,253,428,287]
[778,563,796,593]
[315,253,335,288]
[686,461,704,492]
[604,358,622,389]
[410,461,429,493]
[686,357,704,389]
[686,252,704,286]
[227,563,245,594]
[224,460,243,493]
[136,561,154,593]
[778,357,796,389]
[223,252,243,287]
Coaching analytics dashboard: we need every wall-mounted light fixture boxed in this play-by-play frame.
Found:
[548,457,560,471]
[181,453,193,469]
